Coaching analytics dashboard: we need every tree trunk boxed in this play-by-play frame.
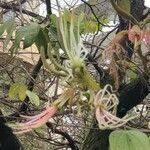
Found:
[81,121,111,150]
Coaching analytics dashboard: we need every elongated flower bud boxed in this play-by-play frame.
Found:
[12,106,58,134]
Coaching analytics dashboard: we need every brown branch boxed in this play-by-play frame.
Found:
[45,0,52,15]
[0,2,44,18]
[46,122,79,150]
[8,0,53,118]
[80,0,106,30]
[93,26,118,58]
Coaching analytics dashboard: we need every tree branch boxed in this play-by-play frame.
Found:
[0,2,44,18]
[46,122,79,150]
[45,0,52,15]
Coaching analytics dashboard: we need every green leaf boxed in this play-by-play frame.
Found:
[50,14,57,27]
[84,20,97,33]
[11,22,40,53]
[109,130,150,150]
[117,0,130,13]
[26,90,40,106]
[9,83,27,101]
[23,23,40,49]
[49,14,59,40]
[35,28,49,51]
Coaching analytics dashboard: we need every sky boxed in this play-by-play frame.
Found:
[39,0,83,16]
[39,0,150,17]
[39,0,150,16]
[145,0,150,7]
[39,0,150,33]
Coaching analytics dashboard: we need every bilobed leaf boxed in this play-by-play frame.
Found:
[9,83,27,101]
[26,90,40,106]
[109,130,150,150]
[84,20,97,33]
[80,14,107,33]
[117,0,130,13]
[23,23,40,49]
[11,22,40,53]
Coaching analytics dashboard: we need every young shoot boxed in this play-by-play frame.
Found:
[58,9,87,73]
[56,8,99,91]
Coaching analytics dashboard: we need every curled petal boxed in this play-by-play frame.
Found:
[94,84,118,111]
[95,107,106,124]
[94,85,137,130]
[95,107,136,130]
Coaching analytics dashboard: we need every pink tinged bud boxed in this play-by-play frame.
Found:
[13,106,58,134]
[128,25,150,45]
[20,107,51,119]
[128,25,142,43]
[23,106,57,126]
